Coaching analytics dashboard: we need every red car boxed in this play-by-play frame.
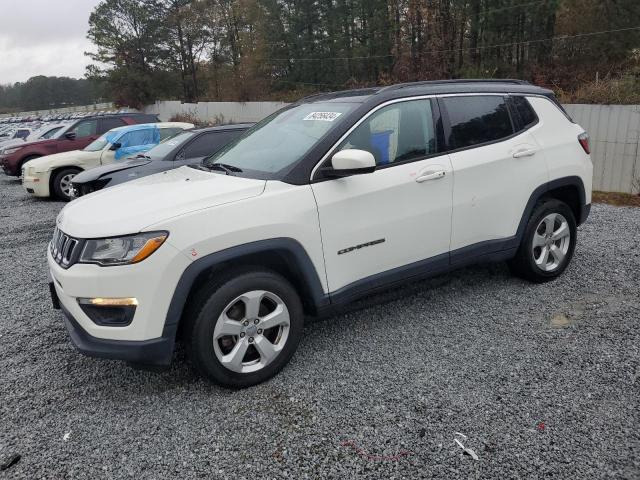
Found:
[0,113,158,177]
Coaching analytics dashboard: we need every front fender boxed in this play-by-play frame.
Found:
[162,238,329,337]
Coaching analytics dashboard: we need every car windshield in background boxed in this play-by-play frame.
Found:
[202,102,356,178]
[143,131,195,160]
[84,135,109,152]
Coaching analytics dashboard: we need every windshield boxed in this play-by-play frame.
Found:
[202,102,356,178]
[84,135,110,152]
[142,131,195,160]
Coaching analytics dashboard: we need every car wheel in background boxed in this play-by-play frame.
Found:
[52,168,81,201]
[19,155,41,174]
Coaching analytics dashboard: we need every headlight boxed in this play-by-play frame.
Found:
[3,146,22,155]
[79,231,168,266]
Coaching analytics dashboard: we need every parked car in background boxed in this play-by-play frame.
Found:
[0,127,32,145]
[48,80,592,387]
[71,124,252,198]
[22,122,194,200]
[0,123,67,151]
[0,113,159,177]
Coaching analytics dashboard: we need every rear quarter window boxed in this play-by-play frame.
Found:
[509,96,538,131]
[441,95,513,150]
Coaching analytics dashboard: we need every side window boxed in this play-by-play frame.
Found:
[442,96,513,150]
[71,119,98,138]
[99,117,126,134]
[183,131,243,159]
[510,96,538,130]
[338,99,436,166]
[118,128,157,147]
[42,127,62,139]
[159,127,184,141]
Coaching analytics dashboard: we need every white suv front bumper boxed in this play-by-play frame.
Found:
[47,240,191,364]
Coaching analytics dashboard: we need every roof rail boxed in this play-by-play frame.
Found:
[378,78,530,93]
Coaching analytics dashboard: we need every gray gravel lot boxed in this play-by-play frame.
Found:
[1,173,639,479]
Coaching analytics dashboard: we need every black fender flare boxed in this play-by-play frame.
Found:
[162,238,328,337]
[515,176,588,243]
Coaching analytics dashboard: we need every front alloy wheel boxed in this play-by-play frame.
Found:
[184,269,304,388]
[213,290,291,374]
[52,168,81,201]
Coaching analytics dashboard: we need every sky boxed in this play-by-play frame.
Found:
[0,0,103,85]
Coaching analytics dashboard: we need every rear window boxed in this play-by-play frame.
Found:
[442,95,513,149]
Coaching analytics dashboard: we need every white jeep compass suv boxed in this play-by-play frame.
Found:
[48,80,592,388]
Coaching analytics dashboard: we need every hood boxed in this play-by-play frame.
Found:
[72,158,151,184]
[7,137,54,150]
[58,166,267,238]
[0,138,25,151]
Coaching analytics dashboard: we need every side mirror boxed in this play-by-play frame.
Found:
[65,132,76,140]
[322,149,376,178]
[110,142,122,151]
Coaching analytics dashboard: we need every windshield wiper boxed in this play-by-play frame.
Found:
[203,162,243,175]
[135,154,151,159]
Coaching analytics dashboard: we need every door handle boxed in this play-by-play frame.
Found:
[513,148,538,158]
[415,170,446,183]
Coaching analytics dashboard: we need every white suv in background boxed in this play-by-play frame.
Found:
[48,80,592,388]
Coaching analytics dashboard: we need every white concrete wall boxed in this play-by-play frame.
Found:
[143,101,289,124]
[143,101,640,194]
[564,104,640,194]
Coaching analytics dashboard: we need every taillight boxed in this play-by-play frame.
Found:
[578,132,590,154]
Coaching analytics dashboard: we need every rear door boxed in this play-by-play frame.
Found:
[440,94,548,258]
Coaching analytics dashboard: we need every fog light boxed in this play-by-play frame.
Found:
[81,297,138,306]
[78,297,138,326]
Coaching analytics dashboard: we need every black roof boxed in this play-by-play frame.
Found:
[193,123,254,133]
[298,79,553,104]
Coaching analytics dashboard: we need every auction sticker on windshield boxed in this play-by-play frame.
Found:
[303,112,343,122]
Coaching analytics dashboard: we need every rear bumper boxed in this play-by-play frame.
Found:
[60,301,176,366]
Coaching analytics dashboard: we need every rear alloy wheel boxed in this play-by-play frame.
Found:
[184,269,304,388]
[531,213,571,272]
[52,168,80,201]
[509,199,577,283]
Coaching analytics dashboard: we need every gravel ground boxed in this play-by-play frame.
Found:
[1,173,639,479]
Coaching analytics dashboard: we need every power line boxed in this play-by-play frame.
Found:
[266,26,640,62]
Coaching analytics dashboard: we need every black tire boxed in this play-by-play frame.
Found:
[183,268,304,388]
[19,155,41,173]
[52,168,81,201]
[508,199,577,283]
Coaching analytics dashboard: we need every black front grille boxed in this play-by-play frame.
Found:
[50,228,82,268]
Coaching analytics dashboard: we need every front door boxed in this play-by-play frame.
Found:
[311,98,453,294]
[62,119,100,152]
